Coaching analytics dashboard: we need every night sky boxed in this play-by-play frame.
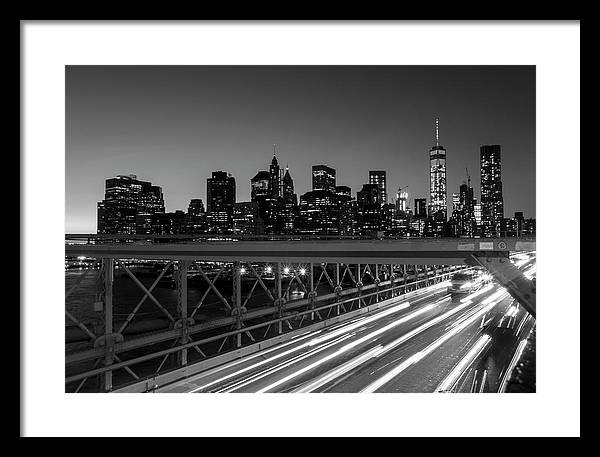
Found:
[66,66,535,233]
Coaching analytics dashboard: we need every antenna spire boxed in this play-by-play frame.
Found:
[435,117,440,147]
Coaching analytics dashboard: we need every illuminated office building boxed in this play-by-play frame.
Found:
[369,170,387,205]
[206,171,236,233]
[97,174,165,235]
[428,117,447,222]
[480,144,504,237]
[312,165,336,193]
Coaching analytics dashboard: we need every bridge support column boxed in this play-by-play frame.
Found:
[374,264,380,302]
[414,264,418,289]
[102,257,114,392]
[467,252,536,318]
[334,263,342,315]
[233,261,242,347]
[275,262,283,334]
[306,263,318,320]
[356,263,363,308]
[389,264,396,297]
[175,260,189,366]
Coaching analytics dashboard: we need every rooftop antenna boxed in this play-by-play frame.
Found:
[435,117,440,147]
[273,143,278,156]
[466,167,471,188]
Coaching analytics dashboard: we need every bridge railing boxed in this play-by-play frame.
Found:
[65,255,469,393]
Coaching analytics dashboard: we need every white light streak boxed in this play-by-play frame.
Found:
[499,337,529,393]
[254,300,442,393]
[292,346,385,393]
[190,300,411,392]
[435,334,491,392]
[360,298,502,393]
[460,284,494,303]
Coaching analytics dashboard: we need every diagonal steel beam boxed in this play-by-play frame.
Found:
[468,253,536,318]
[65,310,97,341]
[117,261,173,335]
[115,259,175,322]
[65,259,100,299]
[197,265,231,311]
[190,267,224,319]
[248,264,275,302]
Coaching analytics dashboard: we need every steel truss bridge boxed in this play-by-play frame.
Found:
[64,235,536,393]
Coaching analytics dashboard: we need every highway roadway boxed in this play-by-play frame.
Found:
[157,256,536,393]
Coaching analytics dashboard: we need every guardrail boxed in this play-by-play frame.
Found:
[65,259,469,393]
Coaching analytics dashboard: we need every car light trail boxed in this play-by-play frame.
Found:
[215,333,355,393]
[506,305,519,318]
[499,336,529,392]
[188,280,463,392]
[514,259,529,268]
[359,296,506,393]
[435,334,492,392]
[524,265,536,279]
[292,296,486,393]
[185,330,323,392]
[481,288,507,305]
[515,314,531,336]
[307,301,410,346]
[190,279,452,392]
[291,345,385,393]
[460,284,494,303]
[253,299,448,393]
[189,300,413,392]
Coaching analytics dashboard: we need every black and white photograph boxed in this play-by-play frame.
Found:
[64,65,537,394]
[22,21,580,437]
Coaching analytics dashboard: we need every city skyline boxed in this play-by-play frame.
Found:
[66,66,535,233]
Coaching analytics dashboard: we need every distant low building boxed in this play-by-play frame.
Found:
[151,210,187,235]
[233,201,264,235]
[500,211,536,237]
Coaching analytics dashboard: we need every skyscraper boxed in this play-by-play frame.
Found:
[395,188,409,214]
[97,174,165,234]
[428,117,447,222]
[269,149,282,199]
[187,198,205,216]
[206,171,236,233]
[312,165,336,193]
[369,170,387,205]
[414,198,427,219]
[335,186,355,235]
[474,202,483,233]
[250,170,271,230]
[356,183,381,234]
[480,144,504,237]
[185,198,207,234]
[233,201,264,235]
[297,190,339,235]
[459,178,475,237]
[281,166,298,233]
